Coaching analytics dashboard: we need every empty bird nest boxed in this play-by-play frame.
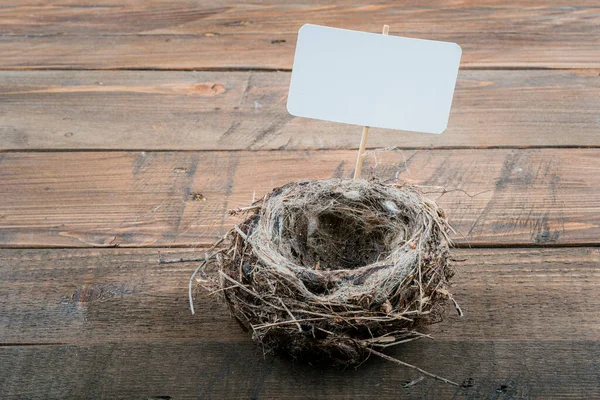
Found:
[191,178,461,383]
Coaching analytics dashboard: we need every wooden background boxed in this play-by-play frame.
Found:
[1,1,599,399]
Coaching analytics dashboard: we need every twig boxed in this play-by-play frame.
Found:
[437,288,464,317]
[280,299,303,332]
[451,296,464,317]
[217,270,284,312]
[368,333,433,349]
[252,317,327,330]
[233,224,248,241]
[188,259,208,315]
[207,284,238,296]
[187,232,230,315]
[229,204,261,216]
[367,348,459,387]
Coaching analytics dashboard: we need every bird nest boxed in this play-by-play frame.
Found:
[192,178,459,369]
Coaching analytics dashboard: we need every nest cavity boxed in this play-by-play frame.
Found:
[196,179,456,366]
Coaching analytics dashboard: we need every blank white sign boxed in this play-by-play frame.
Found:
[287,24,462,134]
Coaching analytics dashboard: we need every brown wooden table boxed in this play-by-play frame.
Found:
[1,2,599,399]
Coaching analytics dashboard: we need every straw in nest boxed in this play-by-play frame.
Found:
[191,178,462,386]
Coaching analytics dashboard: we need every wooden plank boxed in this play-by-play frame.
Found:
[2,70,600,150]
[1,247,598,344]
[1,247,599,398]
[2,341,598,399]
[0,1,599,69]
[1,149,599,247]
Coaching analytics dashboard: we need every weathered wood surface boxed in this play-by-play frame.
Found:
[2,69,600,150]
[1,247,598,344]
[1,149,598,248]
[1,247,599,398]
[2,341,598,399]
[0,1,599,69]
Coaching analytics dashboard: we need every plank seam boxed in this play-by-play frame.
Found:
[3,146,600,153]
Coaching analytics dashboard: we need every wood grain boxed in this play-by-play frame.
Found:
[0,1,599,69]
[2,341,599,399]
[1,247,599,398]
[1,247,598,344]
[1,149,599,248]
[2,69,600,150]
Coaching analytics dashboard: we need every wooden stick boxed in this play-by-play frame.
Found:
[353,25,389,180]
[353,126,370,179]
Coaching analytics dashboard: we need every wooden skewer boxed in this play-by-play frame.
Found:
[354,24,389,180]
[353,126,370,179]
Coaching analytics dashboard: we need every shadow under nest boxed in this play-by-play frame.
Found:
[194,178,458,368]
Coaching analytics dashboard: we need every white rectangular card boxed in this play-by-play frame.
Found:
[287,24,462,134]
